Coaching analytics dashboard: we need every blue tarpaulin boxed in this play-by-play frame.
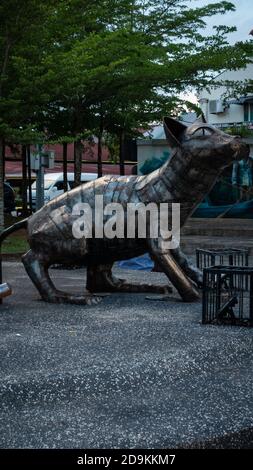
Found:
[118,253,154,271]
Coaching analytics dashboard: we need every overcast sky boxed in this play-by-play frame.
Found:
[196,0,252,43]
[181,1,252,103]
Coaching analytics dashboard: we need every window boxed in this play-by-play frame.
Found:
[54,181,64,190]
[32,180,55,190]
[244,103,253,122]
[68,180,92,189]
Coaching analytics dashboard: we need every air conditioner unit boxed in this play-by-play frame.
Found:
[209,99,225,114]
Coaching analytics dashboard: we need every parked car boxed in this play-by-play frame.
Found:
[29,172,98,210]
[4,182,16,214]
[192,196,253,218]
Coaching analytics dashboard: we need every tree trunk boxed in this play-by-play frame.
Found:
[0,138,4,232]
[74,139,83,187]
[97,115,103,178]
[27,145,32,214]
[63,142,68,192]
[97,135,102,178]
[2,139,5,180]
[0,40,11,98]
[119,131,125,176]
[0,37,12,230]
[21,144,28,215]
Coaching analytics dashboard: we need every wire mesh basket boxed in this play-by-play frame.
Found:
[196,248,249,270]
[202,265,253,327]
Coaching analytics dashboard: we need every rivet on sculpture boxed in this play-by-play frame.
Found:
[0,117,249,305]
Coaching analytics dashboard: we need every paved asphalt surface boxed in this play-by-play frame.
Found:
[0,262,253,449]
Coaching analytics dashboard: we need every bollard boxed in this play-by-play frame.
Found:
[0,220,25,304]
[0,283,12,300]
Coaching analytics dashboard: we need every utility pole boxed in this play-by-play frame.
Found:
[35,144,45,211]
[27,145,33,214]
[30,146,55,211]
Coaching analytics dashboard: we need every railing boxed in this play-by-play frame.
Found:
[212,121,253,130]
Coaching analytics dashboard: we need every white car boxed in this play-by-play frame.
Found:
[29,172,98,210]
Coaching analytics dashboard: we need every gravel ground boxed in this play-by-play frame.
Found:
[0,262,253,449]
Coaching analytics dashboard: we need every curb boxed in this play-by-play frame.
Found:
[1,253,25,261]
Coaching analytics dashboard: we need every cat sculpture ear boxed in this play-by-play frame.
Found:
[163,117,187,147]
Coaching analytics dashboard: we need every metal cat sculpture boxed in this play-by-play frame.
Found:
[0,117,249,305]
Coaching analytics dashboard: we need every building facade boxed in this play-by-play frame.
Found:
[198,63,253,204]
[199,63,253,157]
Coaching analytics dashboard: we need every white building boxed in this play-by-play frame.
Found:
[199,63,253,156]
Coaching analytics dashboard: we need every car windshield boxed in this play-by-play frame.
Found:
[32,180,55,190]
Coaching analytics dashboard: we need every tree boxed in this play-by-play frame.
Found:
[39,1,252,182]
[35,1,142,185]
[1,0,253,226]
[0,0,56,229]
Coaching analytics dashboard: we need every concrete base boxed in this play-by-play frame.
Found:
[0,262,253,449]
[181,235,253,255]
[183,218,253,238]
[181,218,253,255]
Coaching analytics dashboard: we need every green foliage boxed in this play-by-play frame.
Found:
[226,125,253,137]
[1,0,253,145]
[2,235,29,254]
[1,0,252,226]
[140,151,170,175]
[103,133,120,164]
